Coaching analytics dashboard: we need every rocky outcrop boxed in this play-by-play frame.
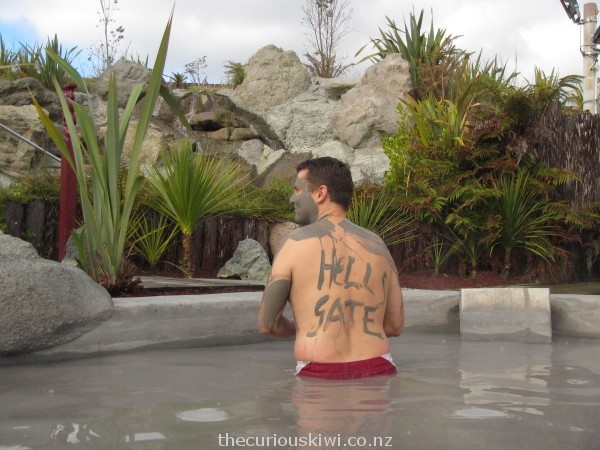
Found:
[0,105,56,185]
[0,77,62,121]
[0,255,113,355]
[234,45,311,113]
[217,239,271,282]
[0,46,413,186]
[226,48,412,184]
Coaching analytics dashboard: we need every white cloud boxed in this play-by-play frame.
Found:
[0,0,590,82]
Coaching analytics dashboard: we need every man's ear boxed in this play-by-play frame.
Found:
[315,184,328,204]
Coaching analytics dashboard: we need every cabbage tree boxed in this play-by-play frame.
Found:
[144,140,249,277]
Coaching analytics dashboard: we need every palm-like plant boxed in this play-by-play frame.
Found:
[144,140,249,276]
[223,60,246,88]
[33,10,179,294]
[347,188,414,246]
[490,170,560,278]
[168,72,187,88]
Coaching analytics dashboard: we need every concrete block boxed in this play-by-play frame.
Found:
[460,288,551,344]
[403,290,460,334]
[551,294,600,338]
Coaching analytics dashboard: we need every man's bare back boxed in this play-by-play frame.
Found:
[258,158,404,375]
[275,216,401,362]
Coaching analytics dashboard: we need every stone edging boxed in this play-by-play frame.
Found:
[1,289,598,365]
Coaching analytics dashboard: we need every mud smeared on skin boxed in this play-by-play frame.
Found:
[260,278,291,330]
[290,177,318,226]
[339,219,397,271]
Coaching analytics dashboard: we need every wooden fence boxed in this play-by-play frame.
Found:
[531,104,600,206]
[3,200,272,274]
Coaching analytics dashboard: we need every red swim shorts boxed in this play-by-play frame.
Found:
[296,355,397,380]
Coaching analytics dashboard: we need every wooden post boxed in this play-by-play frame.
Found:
[58,84,78,261]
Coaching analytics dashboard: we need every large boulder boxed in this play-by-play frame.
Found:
[217,239,271,282]
[0,255,113,355]
[234,45,311,113]
[332,54,412,149]
[92,60,152,108]
[0,105,56,184]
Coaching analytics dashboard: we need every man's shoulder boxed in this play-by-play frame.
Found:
[339,220,385,244]
[286,221,334,243]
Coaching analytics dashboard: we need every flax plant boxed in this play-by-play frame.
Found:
[144,140,249,277]
[33,10,179,294]
[347,188,414,246]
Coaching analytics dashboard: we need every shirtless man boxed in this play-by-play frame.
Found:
[258,157,404,380]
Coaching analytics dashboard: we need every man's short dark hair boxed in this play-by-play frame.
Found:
[296,157,354,211]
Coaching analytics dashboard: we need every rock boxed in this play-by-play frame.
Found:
[313,77,357,99]
[0,256,113,355]
[217,239,271,282]
[310,140,355,164]
[237,139,265,166]
[74,91,108,127]
[230,128,258,141]
[265,86,338,153]
[109,119,181,172]
[332,54,412,149]
[62,227,83,265]
[237,140,286,176]
[269,221,299,256]
[0,105,53,182]
[351,148,391,185]
[254,152,311,189]
[234,45,311,113]
[0,77,62,121]
[92,60,152,108]
[190,111,230,131]
[0,231,39,259]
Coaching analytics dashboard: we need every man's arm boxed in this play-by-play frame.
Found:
[383,270,404,337]
[258,277,295,337]
[258,242,295,338]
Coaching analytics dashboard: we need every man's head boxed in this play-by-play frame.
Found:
[290,157,354,225]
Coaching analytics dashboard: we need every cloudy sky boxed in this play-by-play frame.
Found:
[0,0,589,84]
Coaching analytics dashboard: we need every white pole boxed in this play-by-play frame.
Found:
[583,3,598,113]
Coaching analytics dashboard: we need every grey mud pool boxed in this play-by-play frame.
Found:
[1,334,599,450]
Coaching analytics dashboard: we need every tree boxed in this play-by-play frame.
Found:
[88,0,127,75]
[144,140,249,277]
[302,0,353,78]
[184,56,208,85]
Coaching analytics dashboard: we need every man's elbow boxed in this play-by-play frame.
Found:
[384,319,404,337]
[385,326,403,337]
